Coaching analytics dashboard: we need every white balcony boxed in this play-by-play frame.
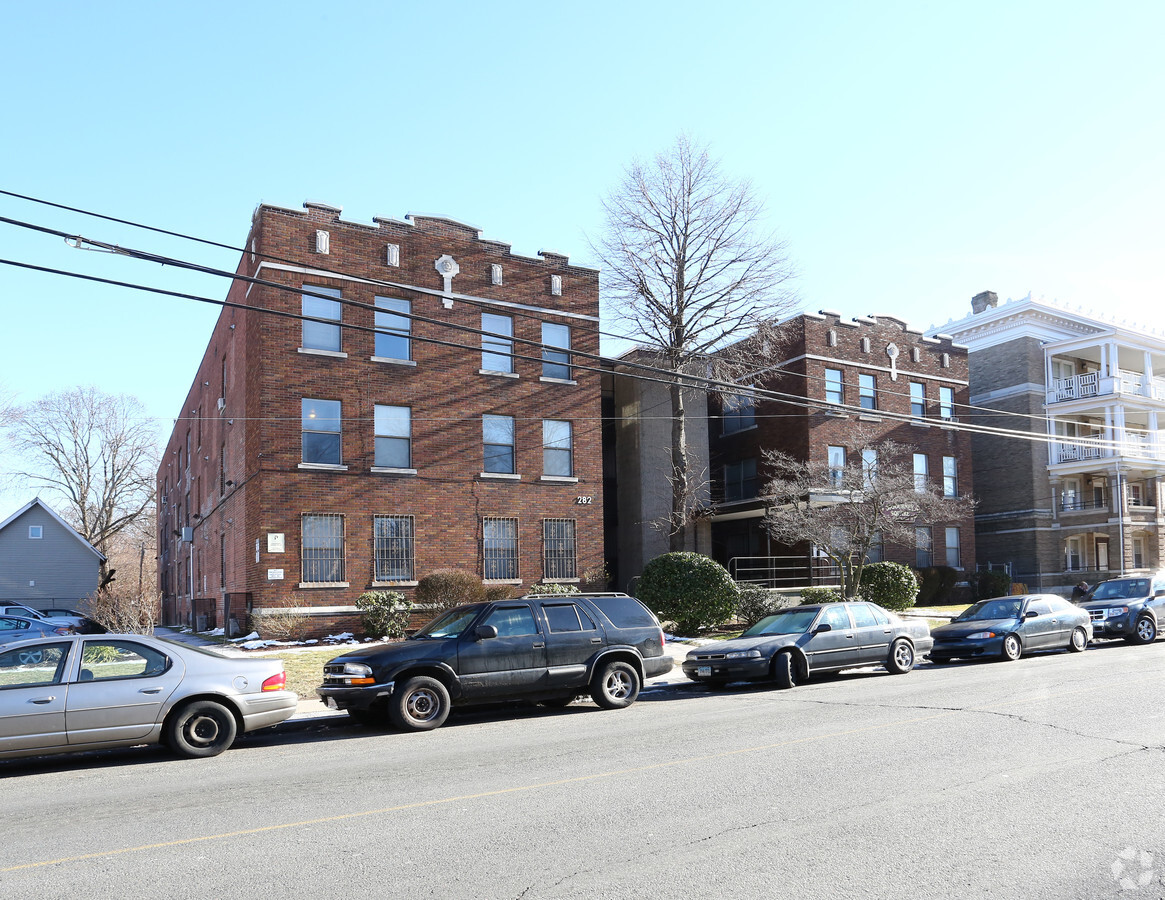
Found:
[1049,369,1165,404]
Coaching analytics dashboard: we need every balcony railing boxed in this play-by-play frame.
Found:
[1060,495,1108,512]
[1049,368,1165,404]
[1052,438,1165,464]
[1051,372,1099,402]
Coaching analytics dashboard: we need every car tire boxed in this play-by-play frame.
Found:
[590,660,640,709]
[1001,633,1022,661]
[166,700,238,758]
[1132,616,1157,645]
[774,651,799,689]
[388,676,451,731]
[17,648,44,666]
[1068,626,1088,652]
[886,639,915,675]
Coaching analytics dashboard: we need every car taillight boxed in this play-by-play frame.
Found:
[658,629,665,648]
[261,671,287,691]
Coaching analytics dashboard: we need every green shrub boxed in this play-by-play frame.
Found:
[973,569,1013,601]
[528,582,581,595]
[799,586,844,605]
[736,585,785,627]
[355,591,413,640]
[915,567,941,606]
[415,569,486,613]
[859,562,919,611]
[579,563,611,591]
[636,552,740,635]
[483,584,522,602]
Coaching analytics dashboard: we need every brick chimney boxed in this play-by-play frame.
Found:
[971,290,999,314]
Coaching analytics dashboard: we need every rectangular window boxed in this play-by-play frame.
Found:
[219,442,226,496]
[910,382,926,417]
[373,515,415,582]
[483,415,516,474]
[28,526,42,539]
[482,313,514,373]
[543,420,573,477]
[915,526,933,568]
[945,527,961,568]
[867,531,884,563]
[302,286,342,352]
[1066,536,1083,571]
[1128,482,1144,505]
[723,393,756,434]
[374,296,411,361]
[939,386,954,419]
[913,453,929,492]
[375,405,411,469]
[825,368,843,405]
[483,516,519,580]
[543,518,577,580]
[302,398,342,465]
[943,456,958,498]
[302,514,345,584]
[861,448,878,487]
[1133,536,1145,569]
[724,458,758,502]
[859,374,876,410]
[828,446,846,487]
[542,322,571,380]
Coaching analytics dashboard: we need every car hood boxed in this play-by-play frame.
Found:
[1079,598,1142,610]
[687,634,798,656]
[329,637,458,667]
[932,618,1019,638]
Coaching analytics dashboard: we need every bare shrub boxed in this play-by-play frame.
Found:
[88,586,160,634]
[257,599,312,642]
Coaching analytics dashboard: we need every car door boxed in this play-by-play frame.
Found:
[804,604,859,672]
[847,602,893,665]
[64,639,184,745]
[1020,598,1058,649]
[0,641,73,753]
[456,603,548,699]
[540,602,604,689]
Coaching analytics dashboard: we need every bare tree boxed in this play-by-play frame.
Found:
[762,438,975,598]
[7,387,159,584]
[594,135,797,549]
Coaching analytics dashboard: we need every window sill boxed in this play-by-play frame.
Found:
[372,580,418,588]
[540,475,579,483]
[484,579,523,585]
[298,348,348,359]
[479,369,519,379]
[538,376,577,386]
[298,463,349,472]
[858,414,883,422]
[479,472,521,480]
[297,582,351,589]
[371,467,417,476]
[370,356,417,367]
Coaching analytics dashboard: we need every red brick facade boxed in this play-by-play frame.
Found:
[158,202,602,637]
[709,311,976,583]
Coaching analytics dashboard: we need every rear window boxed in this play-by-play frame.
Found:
[589,596,657,628]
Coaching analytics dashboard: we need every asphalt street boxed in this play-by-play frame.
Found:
[3,640,1164,900]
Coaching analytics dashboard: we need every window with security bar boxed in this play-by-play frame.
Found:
[483,517,519,580]
[543,518,577,580]
[374,515,414,582]
[302,514,345,584]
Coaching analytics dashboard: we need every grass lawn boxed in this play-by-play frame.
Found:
[250,646,356,699]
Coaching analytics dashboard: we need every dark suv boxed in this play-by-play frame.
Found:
[317,593,673,731]
[1078,574,1165,644]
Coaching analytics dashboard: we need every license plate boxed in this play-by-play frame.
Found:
[324,696,338,709]
[697,666,712,677]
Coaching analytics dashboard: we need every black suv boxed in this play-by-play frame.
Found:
[317,593,673,730]
[1078,574,1165,644]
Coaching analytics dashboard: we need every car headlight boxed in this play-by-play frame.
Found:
[330,662,375,685]
[1105,607,1128,618]
[725,649,763,659]
[965,631,997,640]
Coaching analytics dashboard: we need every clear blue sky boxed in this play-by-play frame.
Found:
[2,1,1163,512]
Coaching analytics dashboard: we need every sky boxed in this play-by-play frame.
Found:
[2,0,1163,513]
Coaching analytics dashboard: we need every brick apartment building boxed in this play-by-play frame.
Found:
[157,201,602,635]
[708,311,976,586]
[935,291,1165,590]
[606,311,975,592]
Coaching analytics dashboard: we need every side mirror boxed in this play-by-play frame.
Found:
[1023,610,1038,620]
[814,623,833,634]
[475,624,499,641]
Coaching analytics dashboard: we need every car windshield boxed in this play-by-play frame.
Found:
[1091,579,1149,600]
[412,606,482,639]
[955,599,1023,621]
[743,608,820,637]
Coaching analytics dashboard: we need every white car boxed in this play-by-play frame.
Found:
[0,605,77,630]
[0,633,298,760]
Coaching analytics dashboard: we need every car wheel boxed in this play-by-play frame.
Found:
[388,676,451,731]
[774,651,799,689]
[1001,633,1022,661]
[886,639,915,675]
[166,700,238,758]
[1133,616,1157,645]
[590,660,641,709]
[1068,626,1088,652]
[17,648,44,666]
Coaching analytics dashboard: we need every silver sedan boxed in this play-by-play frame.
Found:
[0,633,297,761]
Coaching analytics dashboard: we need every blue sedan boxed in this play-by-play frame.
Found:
[929,594,1092,663]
